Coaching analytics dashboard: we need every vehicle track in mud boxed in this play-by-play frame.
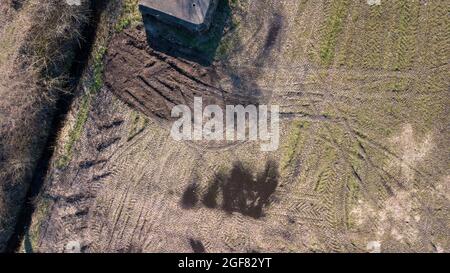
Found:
[104,26,258,121]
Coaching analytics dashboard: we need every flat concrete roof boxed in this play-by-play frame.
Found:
[139,0,214,26]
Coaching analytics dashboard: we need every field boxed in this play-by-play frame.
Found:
[1,0,448,253]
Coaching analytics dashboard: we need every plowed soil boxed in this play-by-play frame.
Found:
[105,26,257,120]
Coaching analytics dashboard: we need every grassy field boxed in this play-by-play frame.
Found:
[12,0,450,253]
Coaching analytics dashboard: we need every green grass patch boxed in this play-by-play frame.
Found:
[214,0,248,59]
[115,0,141,32]
[56,46,107,168]
[23,197,52,253]
[281,120,310,171]
[215,18,241,59]
[313,144,337,193]
[392,0,419,70]
[319,0,350,66]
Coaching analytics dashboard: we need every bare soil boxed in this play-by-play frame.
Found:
[104,26,257,121]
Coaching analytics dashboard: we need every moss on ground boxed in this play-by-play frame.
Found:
[56,46,107,168]
[127,110,149,141]
[318,0,350,66]
[115,0,141,32]
[22,196,51,253]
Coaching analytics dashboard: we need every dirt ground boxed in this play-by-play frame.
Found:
[104,27,256,120]
[22,0,449,253]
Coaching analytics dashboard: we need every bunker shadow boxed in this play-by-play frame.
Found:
[141,0,231,66]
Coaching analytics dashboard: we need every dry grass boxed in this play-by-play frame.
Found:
[0,0,89,251]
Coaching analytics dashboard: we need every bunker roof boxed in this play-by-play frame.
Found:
[139,0,216,31]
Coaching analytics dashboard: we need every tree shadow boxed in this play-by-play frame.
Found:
[141,0,231,66]
[181,183,199,209]
[23,227,33,253]
[201,160,279,219]
[189,238,206,253]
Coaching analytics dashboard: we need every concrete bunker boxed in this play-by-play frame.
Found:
[139,0,219,33]
[139,0,227,65]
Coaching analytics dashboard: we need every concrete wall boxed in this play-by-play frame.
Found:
[139,0,218,33]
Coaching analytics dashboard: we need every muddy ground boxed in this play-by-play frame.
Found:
[17,0,450,252]
[104,27,257,120]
